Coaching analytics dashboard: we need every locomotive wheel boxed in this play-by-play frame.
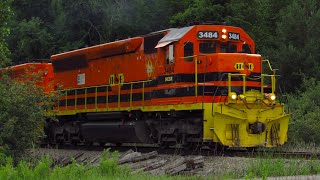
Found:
[246,147,256,153]
[85,141,93,146]
[159,141,169,149]
[63,130,70,144]
[182,142,193,151]
[208,142,225,154]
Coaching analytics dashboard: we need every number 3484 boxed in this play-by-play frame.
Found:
[197,31,218,39]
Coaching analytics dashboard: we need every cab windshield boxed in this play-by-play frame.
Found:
[198,41,251,54]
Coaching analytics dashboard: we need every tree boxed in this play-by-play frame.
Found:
[288,79,320,144]
[0,73,53,159]
[8,18,55,63]
[170,0,227,26]
[0,0,13,67]
[269,0,320,92]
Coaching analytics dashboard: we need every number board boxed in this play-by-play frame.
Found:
[228,32,240,40]
[197,31,219,39]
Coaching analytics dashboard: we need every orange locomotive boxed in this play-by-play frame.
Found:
[48,23,290,148]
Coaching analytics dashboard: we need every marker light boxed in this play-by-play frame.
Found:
[222,34,227,39]
[239,94,246,100]
[229,92,237,100]
[222,29,227,33]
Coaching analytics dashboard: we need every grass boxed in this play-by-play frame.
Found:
[235,153,320,179]
[244,158,320,178]
[1,149,320,179]
[0,150,202,180]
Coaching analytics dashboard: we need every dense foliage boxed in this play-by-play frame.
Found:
[0,74,51,158]
[287,79,320,144]
[0,0,13,67]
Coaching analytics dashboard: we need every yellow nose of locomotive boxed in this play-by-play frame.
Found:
[203,73,290,147]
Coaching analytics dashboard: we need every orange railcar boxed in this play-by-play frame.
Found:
[6,63,54,92]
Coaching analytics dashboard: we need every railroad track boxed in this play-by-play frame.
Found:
[40,143,320,160]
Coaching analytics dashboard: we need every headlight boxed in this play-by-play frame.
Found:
[270,94,276,101]
[222,34,227,39]
[222,28,227,33]
[264,93,276,101]
[229,92,237,100]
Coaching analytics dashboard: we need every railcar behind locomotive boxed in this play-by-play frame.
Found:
[4,63,54,92]
[47,24,290,148]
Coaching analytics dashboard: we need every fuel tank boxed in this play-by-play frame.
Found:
[81,120,151,143]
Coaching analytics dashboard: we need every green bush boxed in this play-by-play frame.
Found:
[0,150,132,180]
[0,74,53,159]
[287,78,320,144]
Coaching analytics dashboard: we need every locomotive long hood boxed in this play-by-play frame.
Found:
[50,37,143,62]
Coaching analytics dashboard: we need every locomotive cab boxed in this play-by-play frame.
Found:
[155,24,290,147]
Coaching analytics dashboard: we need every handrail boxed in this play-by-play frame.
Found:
[262,59,278,75]
[227,73,247,95]
[181,55,199,97]
[261,74,276,94]
[57,79,152,111]
[181,54,209,102]
[227,73,276,98]
[195,56,198,97]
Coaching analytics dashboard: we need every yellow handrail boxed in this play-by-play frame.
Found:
[65,90,68,110]
[118,84,121,109]
[106,86,108,110]
[58,79,152,111]
[261,74,276,94]
[195,56,198,97]
[228,73,247,95]
[262,59,277,75]
[85,88,87,110]
[130,83,133,109]
[75,90,77,111]
[142,82,145,108]
[95,87,98,110]
[181,54,208,98]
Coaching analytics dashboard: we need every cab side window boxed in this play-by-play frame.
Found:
[242,44,251,54]
[184,42,194,62]
[220,43,237,53]
[199,42,216,53]
[168,44,174,64]
[165,44,175,65]
[220,43,227,53]
[229,44,237,53]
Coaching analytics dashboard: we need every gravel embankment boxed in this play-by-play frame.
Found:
[30,148,253,176]
[30,148,320,178]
